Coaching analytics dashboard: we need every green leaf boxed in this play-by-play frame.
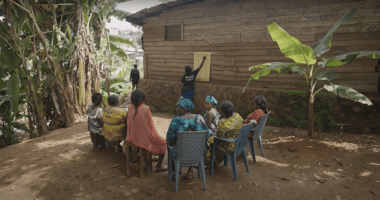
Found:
[0,95,11,101]
[67,39,76,56]
[268,22,316,65]
[312,10,356,57]
[65,69,74,73]
[0,78,6,90]
[66,24,72,42]
[314,70,338,81]
[318,50,380,67]
[243,62,298,92]
[42,76,56,88]
[84,14,90,24]
[110,42,127,58]
[323,84,372,106]
[6,74,20,113]
[109,35,134,46]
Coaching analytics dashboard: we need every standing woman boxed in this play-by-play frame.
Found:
[181,56,206,101]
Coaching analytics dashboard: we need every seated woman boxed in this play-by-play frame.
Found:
[204,95,221,136]
[87,93,105,149]
[244,95,268,139]
[103,95,126,152]
[216,101,243,153]
[126,89,167,172]
[166,96,210,180]
[203,95,222,168]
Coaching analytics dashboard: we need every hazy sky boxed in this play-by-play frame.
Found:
[106,0,165,31]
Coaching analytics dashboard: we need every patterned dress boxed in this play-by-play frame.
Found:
[166,114,210,160]
[204,108,221,136]
[103,106,127,148]
[87,105,104,147]
[216,113,243,153]
[87,105,104,134]
[126,104,166,155]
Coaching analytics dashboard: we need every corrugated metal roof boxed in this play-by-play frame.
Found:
[125,0,204,26]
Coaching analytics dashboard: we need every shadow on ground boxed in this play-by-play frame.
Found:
[0,113,380,200]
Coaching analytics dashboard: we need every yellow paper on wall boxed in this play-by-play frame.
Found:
[193,52,211,82]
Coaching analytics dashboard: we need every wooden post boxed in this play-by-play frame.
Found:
[143,55,148,79]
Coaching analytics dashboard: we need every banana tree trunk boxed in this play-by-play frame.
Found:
[85,61,92,107]
[308,84,314,138]
[78,57,86,114]
[25,70,49,136]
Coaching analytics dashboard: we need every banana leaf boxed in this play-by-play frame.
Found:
[318,50,380,67]
[243,62,299,92]
[110,42,127,58]
[312,10,356,57]
[324,84,372,106]
[314,70,338,81]
[6,74,20,113]
[268,22,316,65]
[0,78,5,90]
[109,35,134,46]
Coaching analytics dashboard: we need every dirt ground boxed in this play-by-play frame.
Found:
[0,113,379,200]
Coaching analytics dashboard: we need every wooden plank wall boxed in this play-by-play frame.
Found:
[141,0,380,93]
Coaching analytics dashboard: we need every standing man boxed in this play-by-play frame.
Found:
[181,56,206,101]
[130,64,140,91]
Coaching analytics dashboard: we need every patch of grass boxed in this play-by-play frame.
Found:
[268,118,285,126]
[263,128,274,134]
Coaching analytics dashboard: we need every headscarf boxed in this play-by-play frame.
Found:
[205,95,218,107]
[177,96,195,111]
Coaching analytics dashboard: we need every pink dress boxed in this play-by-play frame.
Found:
[126,104,166,154]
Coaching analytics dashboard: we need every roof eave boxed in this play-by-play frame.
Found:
[125,0,204,26]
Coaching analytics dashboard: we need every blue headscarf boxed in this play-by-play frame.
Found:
[205,95,218,107]
[177,96,195,111]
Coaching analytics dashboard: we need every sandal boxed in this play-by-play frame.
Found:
[187,172,193,180]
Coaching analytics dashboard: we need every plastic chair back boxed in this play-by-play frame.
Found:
[252,111,271,142]
[177,131,208,166]
[233,122,254,155]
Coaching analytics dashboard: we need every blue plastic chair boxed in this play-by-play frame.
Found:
[167,131,208,193]
[211,122,255,181]
[247,112,270,163]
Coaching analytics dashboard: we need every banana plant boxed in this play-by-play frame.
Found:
[243,10,380,138]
